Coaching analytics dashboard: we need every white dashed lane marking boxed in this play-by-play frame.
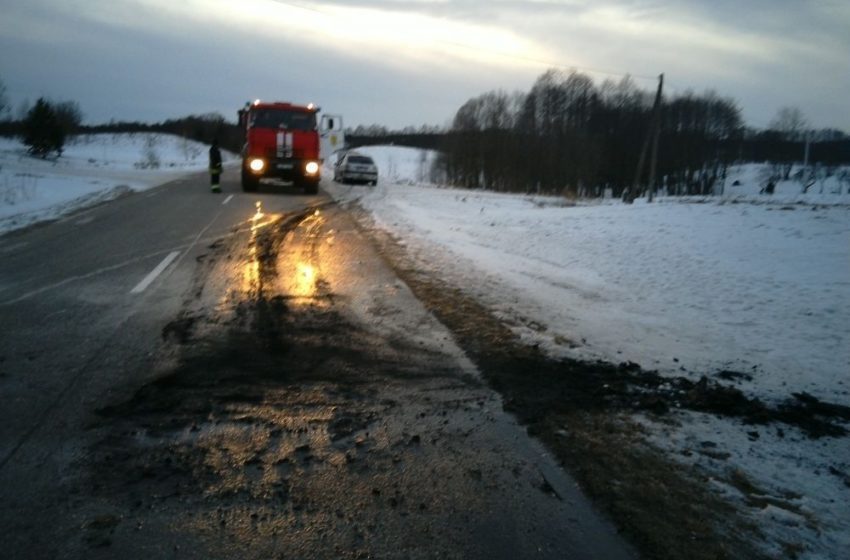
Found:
[130,251,180,294]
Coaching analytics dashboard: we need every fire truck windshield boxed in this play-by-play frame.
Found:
[250,109,317,131]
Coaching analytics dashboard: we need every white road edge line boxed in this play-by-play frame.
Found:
[222,194,234,205]
[130,251,180,294]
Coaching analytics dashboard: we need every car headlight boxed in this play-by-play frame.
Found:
[249,158,265,172]
[305,161,319,175]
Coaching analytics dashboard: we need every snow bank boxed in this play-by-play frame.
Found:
[721,163,850,204]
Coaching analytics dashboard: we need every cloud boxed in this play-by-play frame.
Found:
[1,0,848,129]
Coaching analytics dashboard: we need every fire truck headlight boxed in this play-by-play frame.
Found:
[249,158,265,172]
[305,161,319,175]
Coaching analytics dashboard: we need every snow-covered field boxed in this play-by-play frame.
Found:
[0,133,232,233]
[328,145,850,559]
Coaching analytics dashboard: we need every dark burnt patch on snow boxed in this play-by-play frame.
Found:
[380,247,849,438]
[380,255,849,438]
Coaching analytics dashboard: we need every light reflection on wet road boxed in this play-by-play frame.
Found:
[76,203,635,559]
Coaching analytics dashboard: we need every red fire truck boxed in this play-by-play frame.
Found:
[237,100,325,194]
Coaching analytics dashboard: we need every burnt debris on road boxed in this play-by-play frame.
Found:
[68,204,634,559]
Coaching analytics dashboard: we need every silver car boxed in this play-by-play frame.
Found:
[333,152,378,186]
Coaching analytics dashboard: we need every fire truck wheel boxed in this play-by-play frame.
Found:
[241,169,259,192]
[302,179,319,195]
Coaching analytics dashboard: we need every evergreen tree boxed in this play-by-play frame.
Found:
[23,97,65,158]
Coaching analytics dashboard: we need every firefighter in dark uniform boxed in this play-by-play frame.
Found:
[209,138,223,193]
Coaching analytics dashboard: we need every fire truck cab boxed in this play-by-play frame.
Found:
[238,100,341,194]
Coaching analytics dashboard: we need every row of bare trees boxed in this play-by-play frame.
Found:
[435,69,744,197]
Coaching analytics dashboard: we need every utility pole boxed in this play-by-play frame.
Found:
[626,73,664,204]
[647,107,661,203]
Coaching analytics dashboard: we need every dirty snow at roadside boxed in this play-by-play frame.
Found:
[327,145,850,560]
[0,134,231,234]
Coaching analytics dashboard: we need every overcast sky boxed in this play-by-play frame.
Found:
[1,0,848,131]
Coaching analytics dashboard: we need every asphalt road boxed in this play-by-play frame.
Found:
[0,170,636,559]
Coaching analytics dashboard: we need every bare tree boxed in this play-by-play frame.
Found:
[838,170,850,194]
[440,68,746,199]
[769,106,808,141]
[138,135,161,169]
[0,76,9,120]
[53,100,84,136]
[767,106,809,179]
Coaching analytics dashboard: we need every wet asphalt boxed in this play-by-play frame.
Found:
[0,171,635,559]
